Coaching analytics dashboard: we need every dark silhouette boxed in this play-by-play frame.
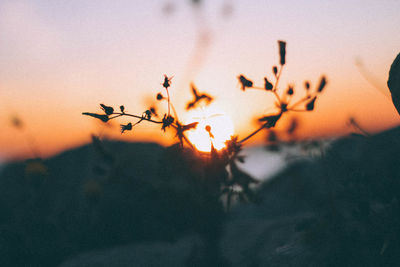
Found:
[388,53,400,114]
[0,40,331,266]
[0,140,228,266]
[237,75,253,91]
[3,126,400,266]
[186,83,213,110]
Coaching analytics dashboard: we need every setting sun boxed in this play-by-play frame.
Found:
[184,105,234,152]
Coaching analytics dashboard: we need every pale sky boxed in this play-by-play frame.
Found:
[0,0,399,159]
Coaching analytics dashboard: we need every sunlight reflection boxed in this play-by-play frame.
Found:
[184,105,234,152]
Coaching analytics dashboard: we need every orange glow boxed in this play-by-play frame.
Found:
[184,106,234,152]
[0,1,399,160]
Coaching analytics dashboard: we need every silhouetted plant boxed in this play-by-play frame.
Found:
[82,40,327,266]
[83,40,328,209]
[186,83,213,110]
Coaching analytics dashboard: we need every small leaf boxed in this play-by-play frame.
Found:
[82,112,109,122]
[186,83,214,110]
[120,122,132,133]
[238,75,253,91]
[306,96,317,111]
[120,105,125,113]
[258,113,282,128]
[100,104,114,115]
[317,76,327,92]
[182,122,199,131]
[150,107,158,117]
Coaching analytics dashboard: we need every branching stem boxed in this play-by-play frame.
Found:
[239,124,267,144]
[166,88,171,116]
[110,112,163,124]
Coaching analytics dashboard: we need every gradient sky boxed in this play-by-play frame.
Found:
[0,0,399,160]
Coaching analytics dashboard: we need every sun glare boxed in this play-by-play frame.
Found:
[184,105,234,152]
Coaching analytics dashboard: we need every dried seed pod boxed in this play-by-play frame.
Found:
[278,40,286,66]
[286,85,294,95]
[305,81,310,90]
[156,93,164,100]
[150,107,157,116]
[317,76,327,92]
[162,75,173,89]
[306,96,317,111]
[273,66,278,76]
[100,104,114,115]
[238,75,253,90]
[264,77,273,90]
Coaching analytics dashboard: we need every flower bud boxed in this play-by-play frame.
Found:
[278,40,286,66]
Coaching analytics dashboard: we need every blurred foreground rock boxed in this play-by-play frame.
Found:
[388,53,400,114]
[223,125,400,266]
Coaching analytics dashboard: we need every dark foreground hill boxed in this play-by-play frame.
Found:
[1,126,400,266]
[0,140,225,266]
[223,126,400,266]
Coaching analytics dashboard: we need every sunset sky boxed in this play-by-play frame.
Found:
[0,0,399,160]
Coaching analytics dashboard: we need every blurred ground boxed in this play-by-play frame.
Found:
[1,126,399,266]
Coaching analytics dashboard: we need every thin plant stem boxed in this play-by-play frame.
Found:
[273,91,282,104]
[274,65,284,91]
[250,86,265,90]
[171,124,196,150]
[289,95,312,110]
[182,132,195,150]
[289,109,308,112]
[272,66,284,103]
[110,112,163,124]
[109,114,124,120]
[170,102,179,121]
[239,124,267,143]
[248,86,282,105]
[166,88,171,116]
